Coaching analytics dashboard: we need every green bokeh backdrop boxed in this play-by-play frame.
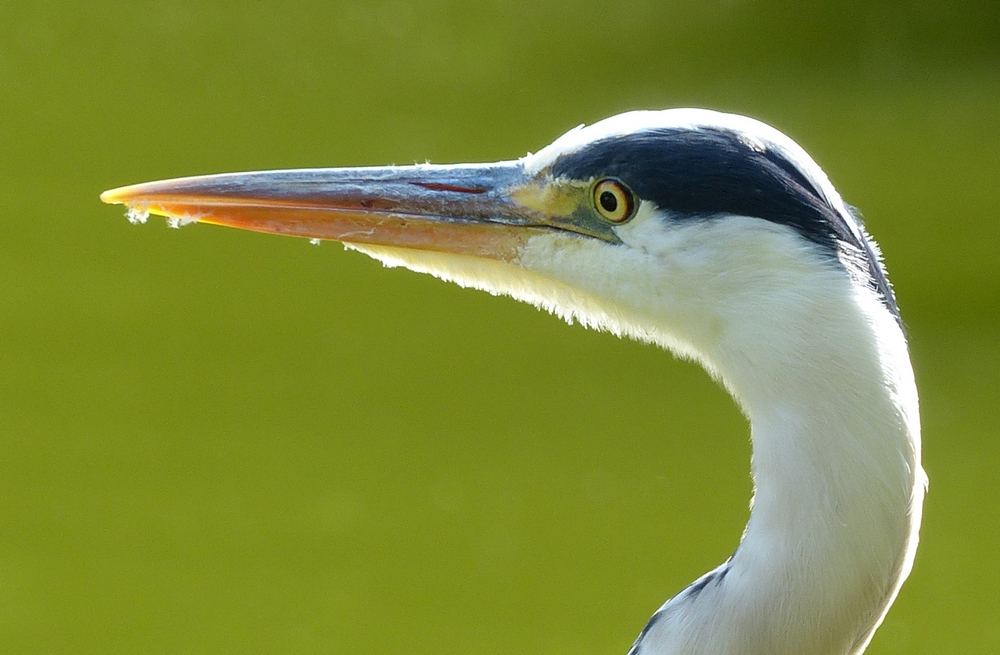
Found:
[1,1,998,653]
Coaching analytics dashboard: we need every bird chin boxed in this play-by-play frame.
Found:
[346,235,635,336]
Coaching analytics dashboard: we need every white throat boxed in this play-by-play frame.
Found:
[348,210,924,655]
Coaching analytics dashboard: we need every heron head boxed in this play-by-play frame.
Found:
[101,109,896,364]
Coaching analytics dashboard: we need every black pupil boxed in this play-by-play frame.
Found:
[600,189,618,213]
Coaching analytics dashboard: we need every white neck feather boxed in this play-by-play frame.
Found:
[347,210,924,655]
[635,271,923,655]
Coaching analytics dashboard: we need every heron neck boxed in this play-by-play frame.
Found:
[639,292,923,655]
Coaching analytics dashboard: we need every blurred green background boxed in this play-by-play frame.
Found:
[1,1,998,653]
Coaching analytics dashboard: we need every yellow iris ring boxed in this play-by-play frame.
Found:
[593,179,635,223]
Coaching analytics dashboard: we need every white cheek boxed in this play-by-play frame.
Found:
[514,208,711,359]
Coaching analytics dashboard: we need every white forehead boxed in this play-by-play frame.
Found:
[522,108,855,238]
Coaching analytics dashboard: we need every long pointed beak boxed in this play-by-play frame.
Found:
[101,161,564,262]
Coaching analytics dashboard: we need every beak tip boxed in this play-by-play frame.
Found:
[100,187,126,205]
[101,182,153,206]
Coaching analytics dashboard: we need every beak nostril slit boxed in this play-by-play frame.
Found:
[411,182,488,194]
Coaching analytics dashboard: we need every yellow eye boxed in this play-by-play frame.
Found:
[593,179,635,223]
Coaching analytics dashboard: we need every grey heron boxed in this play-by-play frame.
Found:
[101,108,924,655]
